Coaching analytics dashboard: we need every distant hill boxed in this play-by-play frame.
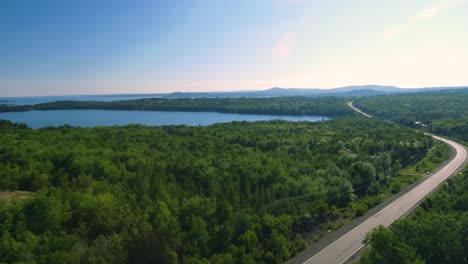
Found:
[157,85,468,98]
[3,86,467,103]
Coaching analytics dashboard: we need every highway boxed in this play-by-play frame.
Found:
[348,101,372,118]
[300,102,468,264]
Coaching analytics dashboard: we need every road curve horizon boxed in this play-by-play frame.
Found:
[301,101,468,264]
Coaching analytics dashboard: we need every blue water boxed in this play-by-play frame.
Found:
[0,94,161,106]
[0,110,328,128]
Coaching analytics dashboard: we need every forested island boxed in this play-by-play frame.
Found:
[0,117,436,263]
[0,97,354,117]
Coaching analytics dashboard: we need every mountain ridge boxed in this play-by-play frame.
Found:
[2,85,468,99]
[157,85,468,98]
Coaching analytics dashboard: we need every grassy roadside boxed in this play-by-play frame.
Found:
[387,141,450,194]
[350,140,450,222]
[358,146,468,264]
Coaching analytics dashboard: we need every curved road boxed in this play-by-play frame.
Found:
[301,102,467,264]
[348,101,372,118]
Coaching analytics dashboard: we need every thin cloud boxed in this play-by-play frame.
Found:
[380,0,467,40]
[412,0,467,20]
[412,6,443,20]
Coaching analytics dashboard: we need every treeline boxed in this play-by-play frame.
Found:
[0,118,431,263]
[432,117,468,143]
[0,97,354,117]
[361,166,468,264]
[0,104,32,112]
[354,88,468,142]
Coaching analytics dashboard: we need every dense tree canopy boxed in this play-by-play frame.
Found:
[361,167,468,264]
[0,118,431,263]
[0,96,354,117]
[356,89,468,264]
[354,89,468,142]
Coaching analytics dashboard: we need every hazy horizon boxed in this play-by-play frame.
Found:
[2,84,468,98]
[2,0,468,96]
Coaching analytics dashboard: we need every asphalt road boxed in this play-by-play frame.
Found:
[348,101,372,118]
[300,103,468,264]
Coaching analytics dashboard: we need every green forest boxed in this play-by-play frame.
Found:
[354,89,468,142]
[360,166,468,264]
[0,117,432,263]
[0,97,354,117]
[354,89,468,264]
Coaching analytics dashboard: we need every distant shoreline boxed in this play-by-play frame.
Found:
[0,97,354,117]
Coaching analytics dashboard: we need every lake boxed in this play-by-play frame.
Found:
[0,110,328,128]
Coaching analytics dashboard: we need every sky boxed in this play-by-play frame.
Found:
[1,0,468,96]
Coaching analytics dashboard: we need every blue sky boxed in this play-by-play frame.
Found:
[1,0,468,96]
